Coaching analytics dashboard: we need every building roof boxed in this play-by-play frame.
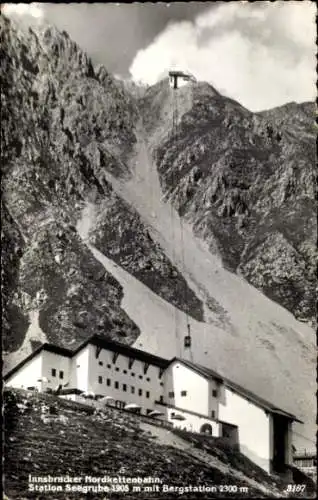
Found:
[169,70,189,77]
[171,358,223,383]
[293,451,316,460]
[3,343,73,381]
[73,335,170,368]
[168,358,303,423]
[4,335,170,382]
[223,378,303,423]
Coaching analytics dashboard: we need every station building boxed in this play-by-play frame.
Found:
[4,334,302,475]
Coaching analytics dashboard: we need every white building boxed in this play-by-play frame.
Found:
[4,335,302,475]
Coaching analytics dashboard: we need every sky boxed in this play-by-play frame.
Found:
[3,1,317,111]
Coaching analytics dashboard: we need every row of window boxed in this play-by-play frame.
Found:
[98,377,150,398]
[168,390,218,398]
[97,362,162,384]
[51,369,64,379]
[294,459,316,468]
[170,410,215,418]
[168,391,187,398]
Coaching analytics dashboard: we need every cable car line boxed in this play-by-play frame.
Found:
[169,91,181,358]
[169,70,196,361]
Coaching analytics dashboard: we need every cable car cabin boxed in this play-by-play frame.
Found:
[184,336,191,348]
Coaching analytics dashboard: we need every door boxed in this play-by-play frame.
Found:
[272,414,288,473]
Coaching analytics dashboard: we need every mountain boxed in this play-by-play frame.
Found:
[1,15,316,451]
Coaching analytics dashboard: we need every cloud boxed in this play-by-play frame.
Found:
[129,1,317,111]
[2,3,44,24]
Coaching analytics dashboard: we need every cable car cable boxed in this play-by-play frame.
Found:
[170,72,195,361]
[170,81,181,358]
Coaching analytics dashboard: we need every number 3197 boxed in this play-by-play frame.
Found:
[285,484,306,493]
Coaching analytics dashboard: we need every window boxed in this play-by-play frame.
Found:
[115,381,119,389]
[212,389,218,397]
[168,391,174,398]
[59,371,64,379]
[181,390,187,397]
[139,375,143,380]
[123,370,127,374]
[131,386,135,394]
[138,389,142,396]
[146,391,150,399]
[171,412,175,417]
[107,364,111,369]
[160,382,164,386]
[106,379,111,386]
[146,377,150,382]
[159,395,164,403]
[131,373,135,377]
[211,410,215,418]
[115,367,119,372]
[123,384,127,392]
[98,376,103,384]
[99,361,103,366]
[51,368,56,377]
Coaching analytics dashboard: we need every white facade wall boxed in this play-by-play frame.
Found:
[156,403,220,435]
[208,379,221,420]
[5,353,43,390]
[70,347,90,392]
[41,351,72,391]
[218,387,271,472]
[163,361,210,416]
[86,345,165,414]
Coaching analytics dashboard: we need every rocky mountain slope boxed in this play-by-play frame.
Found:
[142,83,316,322]
[1,15,203,357]
[1,14,316,452]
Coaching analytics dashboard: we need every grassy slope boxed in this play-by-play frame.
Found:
[3,388,293,499]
